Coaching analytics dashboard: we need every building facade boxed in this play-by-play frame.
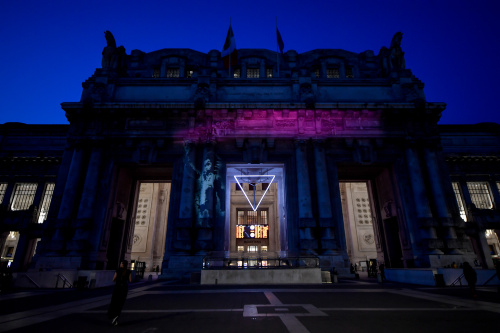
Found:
[1,31,499,285]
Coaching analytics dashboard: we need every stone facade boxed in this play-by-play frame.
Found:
[1,31,499,285]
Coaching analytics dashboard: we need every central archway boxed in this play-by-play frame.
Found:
[225,164,287,259]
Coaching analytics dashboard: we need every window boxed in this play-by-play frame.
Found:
[166,68,180,78]
[246,68,259,78]
[327,68,339,78]
[0,183,7,204]
[248,246,258,253]
[452,182,467,222]
[186,70,194,78]
[346,66,354,78]
[237,246,244,252]
[261,246,268,252]
[10,183,37,211]
[467,182,493,209]
[37,183,55,223]
[266,68,273,78]
[152,68,160,78]
[235,209,269,239]
[233,68,241,78]
[314,69,320,78]
[236,208,269,225]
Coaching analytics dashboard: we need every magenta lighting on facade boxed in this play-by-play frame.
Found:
[234,175,275,211]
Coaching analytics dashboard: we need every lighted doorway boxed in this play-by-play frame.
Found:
[130,182,170,273]
[339,182,379,270]
[225,165,286,259]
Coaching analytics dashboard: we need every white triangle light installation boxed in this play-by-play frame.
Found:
[234,175,275,211]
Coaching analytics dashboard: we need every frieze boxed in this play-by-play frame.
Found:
[275,120,296,128]
[321,119,336,129]
[127,119,165,129]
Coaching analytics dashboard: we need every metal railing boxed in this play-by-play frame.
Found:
[22,274,40,288]
[450,273,465,286]
[202,256,320,270]
[55,273,73,289]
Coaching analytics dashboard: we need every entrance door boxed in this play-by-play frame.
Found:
[130,182,170,272]
[339,182,379,268]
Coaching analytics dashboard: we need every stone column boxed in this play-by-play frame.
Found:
[488,178,500,210]
[423,148,460,253]
[50,146,86,253]
[67,147,103,256]
[313,141,335,254]
[405,144,442,254]
[295,140,317,253]
[174,141,197,252]
[196,140,215,252]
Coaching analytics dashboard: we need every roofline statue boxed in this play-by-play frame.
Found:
[101,31,126,75]
[379,32,406,77]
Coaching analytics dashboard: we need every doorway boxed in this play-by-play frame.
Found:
[225,165,286,261]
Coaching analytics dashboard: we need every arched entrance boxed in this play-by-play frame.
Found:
[225,164,287,264]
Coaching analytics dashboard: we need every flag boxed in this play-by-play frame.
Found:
[222,25,237,69]
[276,27,284,54]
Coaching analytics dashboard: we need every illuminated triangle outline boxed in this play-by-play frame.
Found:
[234,175,275,211]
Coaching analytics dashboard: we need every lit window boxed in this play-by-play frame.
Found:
[248,246,258,252]
[233,68,241,78]
[327,68,339,78]
[261,246,268,252]
[186,70,194,78]
[166,68,180,78]
[346,66,354,78]
[38,183,55,223]
[266,68,273,78]
[247,68,259,78]
[452,182,467,222]
[237,246,244,252]
[314,69,320,78]
[0,183,7,204]
[467,182,493,209]
[10,183,37,211]
[152,68,160,78]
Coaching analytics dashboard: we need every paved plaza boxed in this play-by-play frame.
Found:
[1,277,500,333]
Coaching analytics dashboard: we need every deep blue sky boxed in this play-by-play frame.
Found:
[1,0,498,125]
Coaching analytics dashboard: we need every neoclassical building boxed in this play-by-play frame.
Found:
[1,31,499,286]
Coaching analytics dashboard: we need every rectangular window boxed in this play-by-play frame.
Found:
[37,183,55,223]
[237,246,244,252]
[467,182,493,209]
[10,183,37,211]
[186,70,194,78]
[248,210,258,224]
[0,183,7,204]
[346,66,354,78]
[247,246,258,253]
[314,69,320,78]
[327,68,340,78]
[261,246,268,252]
[233,68,241,78]
[452,182,467,222]
[166,68,180,78]
[152,68,160,78]
[260,210,268,225]
[266,68,273,78]
[237,210,245,224]
[247,68,259,78]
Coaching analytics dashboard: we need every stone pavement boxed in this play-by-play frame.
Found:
[1,277,500,333]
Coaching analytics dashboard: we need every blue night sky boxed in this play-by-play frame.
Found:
[0,0,498,125]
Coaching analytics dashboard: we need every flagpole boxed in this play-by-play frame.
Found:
[229,17,231,78]
[276,17,279,78]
